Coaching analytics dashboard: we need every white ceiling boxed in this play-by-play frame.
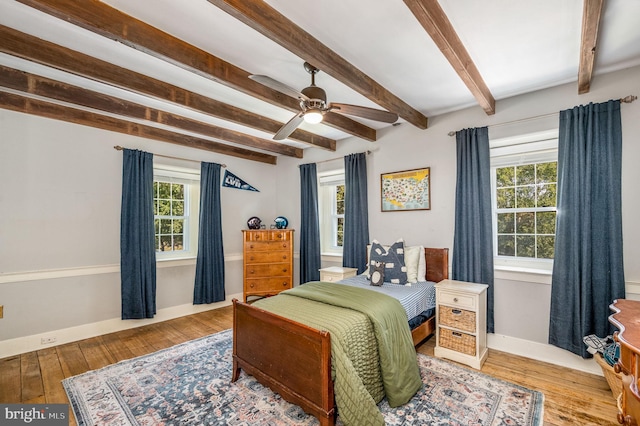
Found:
[1,0,640,155]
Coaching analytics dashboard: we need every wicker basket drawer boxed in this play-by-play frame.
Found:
[439,328,476,356]
[439,305,476,333]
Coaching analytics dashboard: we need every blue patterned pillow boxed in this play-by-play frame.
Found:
[368,240,407,284]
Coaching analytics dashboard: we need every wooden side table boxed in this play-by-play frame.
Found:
[434,279,489,369]
[318,266,358,282]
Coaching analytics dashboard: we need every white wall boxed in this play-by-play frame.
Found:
[0,112,278,347]
[1,65,638,370]
[277,64,640,372]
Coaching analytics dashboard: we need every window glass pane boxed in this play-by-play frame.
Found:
[172,200,184,216]
[154,218,159,234]
[173,234,183,250]
[516,212,535,234]
[158,182,170,199]
[160,235,172,251]
[516,186,535,208]
[155,235,160,250]
[496,167,515,188]
[497,235,515,256]
[160,219,172,234]
[537,236,555,259]
[172,219,184,234]
[516,164,535,185]
[337,217,344,247]
[497,188,515,208]
[336,185,345,215]
[158,200,171,216]
[516,235,535,257]
[537,211,556,234]
[172,183,184,200]
[537,183,556,207]
[536,162,557,184]
[497,213,514,233]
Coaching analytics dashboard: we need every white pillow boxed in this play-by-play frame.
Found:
[403,245,421,283]
[417,245,426,282]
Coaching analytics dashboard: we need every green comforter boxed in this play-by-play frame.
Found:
[253,281,421,426]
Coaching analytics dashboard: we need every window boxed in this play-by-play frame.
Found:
[490,130,558,270]
[319,171,345,255]
[154,165,200,260]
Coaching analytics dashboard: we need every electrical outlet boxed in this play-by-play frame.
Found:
[41,336,57,345]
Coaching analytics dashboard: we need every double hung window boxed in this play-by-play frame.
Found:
[490,131,558,270]
[153,165,200,260]
[319,171,345,255]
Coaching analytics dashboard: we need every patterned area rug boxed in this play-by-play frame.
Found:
[63,329,544,425]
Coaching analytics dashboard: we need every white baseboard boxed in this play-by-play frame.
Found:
[488,333,602,376]
[0,293,242,359]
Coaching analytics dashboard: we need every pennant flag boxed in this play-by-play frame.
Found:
[222,169,259,192]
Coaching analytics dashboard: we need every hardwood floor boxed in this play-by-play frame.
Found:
[0,305,618,425]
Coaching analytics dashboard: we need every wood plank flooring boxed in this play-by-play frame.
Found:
[0,305,618,425]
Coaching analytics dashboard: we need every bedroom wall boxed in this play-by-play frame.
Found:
[1,64,638,368]
[276,64,640,372]
[0,112,279,350]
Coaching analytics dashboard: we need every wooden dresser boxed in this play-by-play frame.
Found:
[609,299,640,425]
[242,229,294,302]
[434,279,489,369]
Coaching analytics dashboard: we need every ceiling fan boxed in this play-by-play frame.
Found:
[250,62,399,140]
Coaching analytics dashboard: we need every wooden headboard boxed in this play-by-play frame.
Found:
[425,247,449,283]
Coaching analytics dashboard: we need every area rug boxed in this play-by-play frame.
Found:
[63,329,544,425]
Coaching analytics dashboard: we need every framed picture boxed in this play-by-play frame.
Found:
[381,167,431,211]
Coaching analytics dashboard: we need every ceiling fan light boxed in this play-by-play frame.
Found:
[303,109,323,124]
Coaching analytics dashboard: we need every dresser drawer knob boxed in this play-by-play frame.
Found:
[453,297,459,302]
[282,282,288,287]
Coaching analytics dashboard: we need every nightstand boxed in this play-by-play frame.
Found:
[318,266,358,282]
[434,279,489,369]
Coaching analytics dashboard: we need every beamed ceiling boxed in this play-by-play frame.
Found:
[1,0,640,164]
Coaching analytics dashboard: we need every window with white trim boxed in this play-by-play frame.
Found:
[490,130,558,271]
[154,165,200,260]
[319,171,345,255]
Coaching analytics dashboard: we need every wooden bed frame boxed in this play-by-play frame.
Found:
[231,247,449,426]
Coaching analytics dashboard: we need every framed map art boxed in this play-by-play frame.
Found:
[380,167,431,211]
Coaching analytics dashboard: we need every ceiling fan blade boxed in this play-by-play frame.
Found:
[329,103,398,123]
[249,75,310,101]
[274,112,305,140]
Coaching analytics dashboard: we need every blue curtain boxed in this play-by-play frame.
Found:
[549,100,625,357]
[343,153,370,274]
[452,127,495,333]
[120,149,156,319]
[299,163,321,283]
[194,162,225,304]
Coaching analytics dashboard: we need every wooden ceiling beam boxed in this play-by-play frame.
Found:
[578,0,605,94]
[403,0,496,115]
[0,91,277,164]
[16,0,376,141]
[206,0,429,130]
[0,65,303,158]
[0,25,335,151]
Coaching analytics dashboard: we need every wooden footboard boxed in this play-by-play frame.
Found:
[232,299,335,426]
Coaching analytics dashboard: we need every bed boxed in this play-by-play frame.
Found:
[231,246,449,426]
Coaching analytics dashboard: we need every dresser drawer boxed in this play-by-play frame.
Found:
[245,230,270,241]
[439,305,476,333]
[439,328,476,356]
[438,291,475,309]
[246,263,291,277]
[245,277,292,292]
[245,240,291,252]
[245,251,291,264]
[269,230,291,241]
